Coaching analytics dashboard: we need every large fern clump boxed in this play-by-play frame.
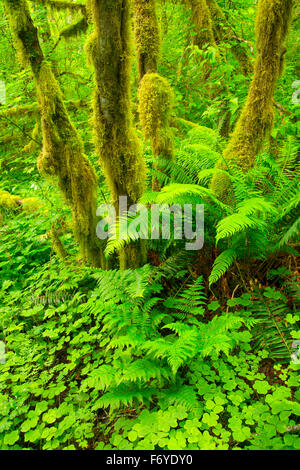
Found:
[81,267,251,412]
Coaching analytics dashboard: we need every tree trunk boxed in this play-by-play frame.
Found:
[4,0,104,267]
[133,0,174,191]
[86,0,148,269]
[134,0,160,80]
[186,0,216,49]
[211,0,293,198]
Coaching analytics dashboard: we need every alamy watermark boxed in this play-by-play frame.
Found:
[0,341,6,365]
[96,196,204,251]
[0,80,6,105]
[292,80,300,105]
[291,340,300,365]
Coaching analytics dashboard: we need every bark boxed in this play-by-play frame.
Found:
[86,0,148,269]
[4,0,104,267]
[211,0,293,198]
[134,0,160,80]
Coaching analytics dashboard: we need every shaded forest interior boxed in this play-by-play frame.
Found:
[0,0,299,451]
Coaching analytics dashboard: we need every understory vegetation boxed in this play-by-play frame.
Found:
[0,0,299,451]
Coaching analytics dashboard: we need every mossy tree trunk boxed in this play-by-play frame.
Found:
[134,0,174,191]
[86,0,148,269]
[4,0,104,268]
[134,0,160,80]
[138,73,174,191]
[211,0,293,198]
[186,0,216,49]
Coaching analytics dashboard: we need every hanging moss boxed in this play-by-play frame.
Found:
[86,0,148,268]
[22,121,40,153]
[51,226,67,259]
[138,73,174,191]
[4,0,103,267]
[206,0,253,76]
[134,0,160,80]
[211,0,293,198]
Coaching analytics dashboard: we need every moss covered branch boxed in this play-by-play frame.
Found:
[30,0,87,14]
[59,16,89,40]
[0,99,88,118]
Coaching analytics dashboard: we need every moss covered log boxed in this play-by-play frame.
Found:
[4,0,103,267]
[86,0,147,269]
[211,0,293,198]
[134,0,160,80]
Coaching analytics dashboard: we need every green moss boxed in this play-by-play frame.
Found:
[0,190,45,215]
[211,0,293,198]
[0,190,21,211]
[186,0,216,49]
[51,226,67,259]
[4,0,103,267]
[138,73,174,191]
[87,0,147,205]
[36,66,101,267]
[21,197,45,213]
[134,0,160,80]
[22,121,40,154]
[3,0,44,71]
[31,0,86,15]
[186,126,218,149]
[86,0,148,268]
[0,103,39,118]
[0,100,87,119]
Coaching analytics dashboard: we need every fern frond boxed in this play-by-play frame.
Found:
[209,249,237,286]
[216,213,266,243]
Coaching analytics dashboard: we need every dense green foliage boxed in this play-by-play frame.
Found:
[0,0,299,451]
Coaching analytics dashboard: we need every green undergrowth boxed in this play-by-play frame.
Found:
[0,231,299,449]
